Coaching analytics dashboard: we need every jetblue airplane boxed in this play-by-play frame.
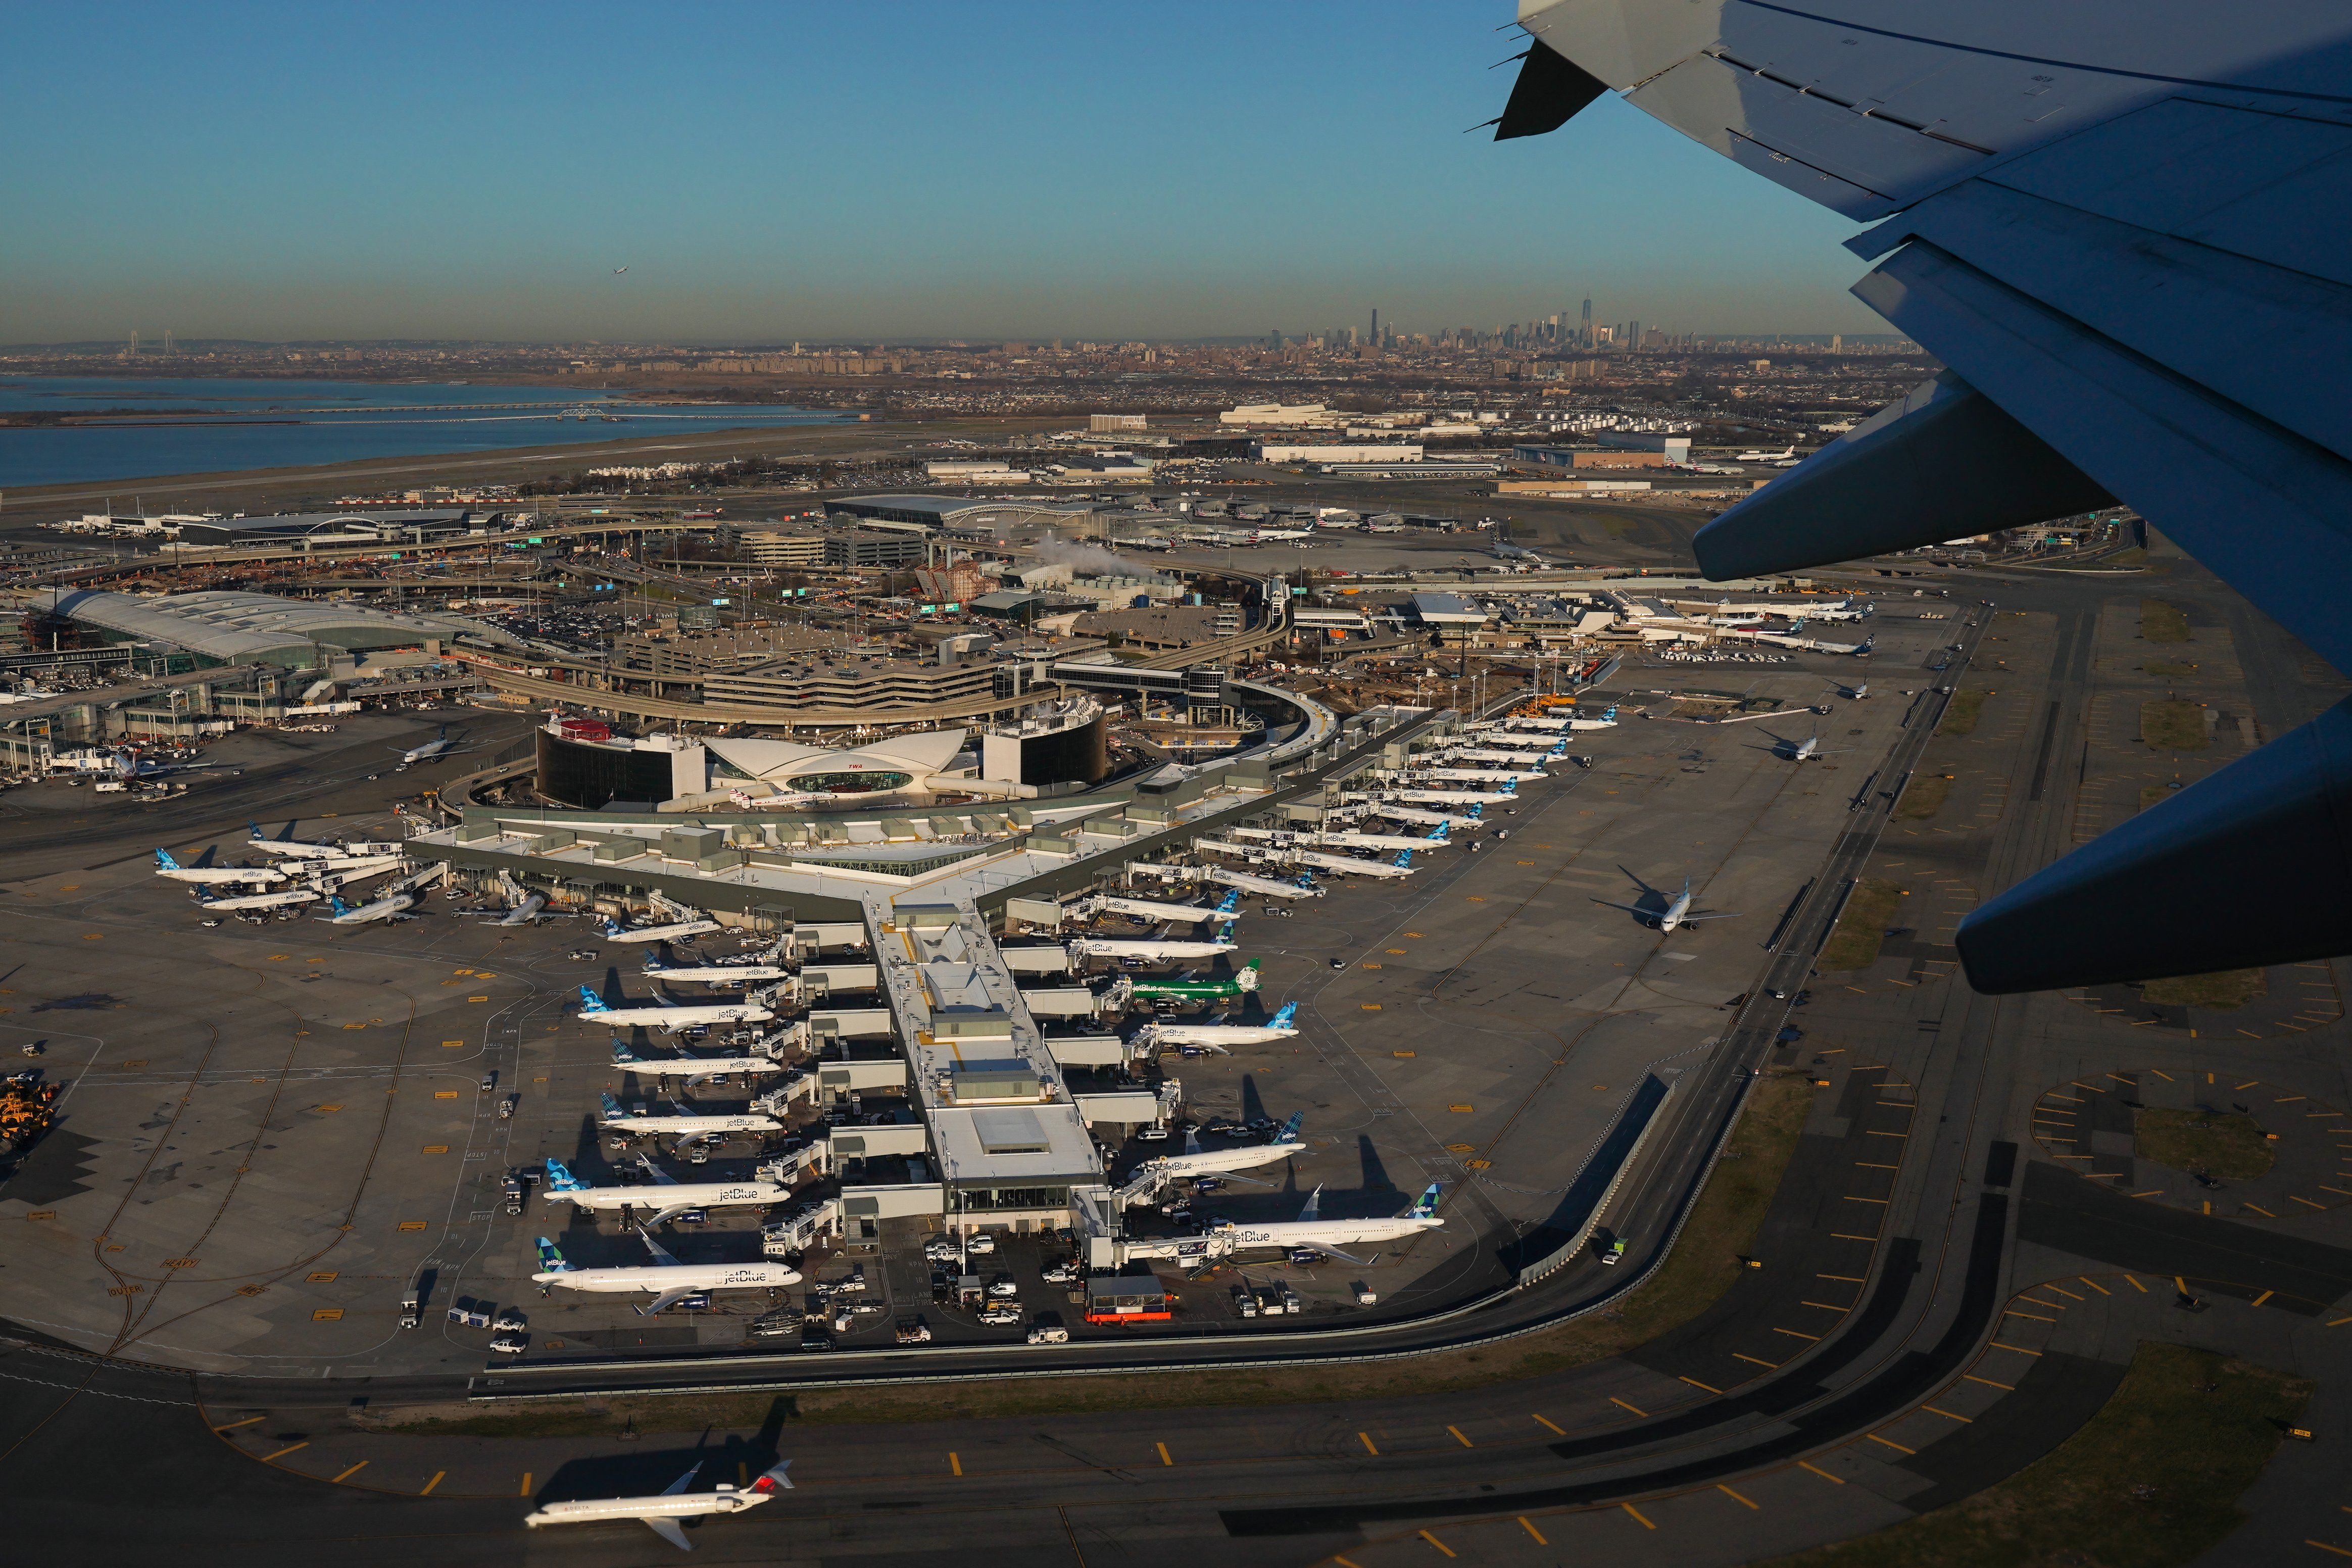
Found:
[578,985,773,1033]
[1145,1001,1301,1050]
[1205,1182,1445,1267]
[543,1154,791,1228]
[531,1228,798,1315]
[154,850,286,887]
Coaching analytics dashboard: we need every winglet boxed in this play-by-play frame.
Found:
[637,1226,681,1266]
[1298,1184,1323,1223]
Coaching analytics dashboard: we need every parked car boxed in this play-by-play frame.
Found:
[964,1233,997,1256]
[895,1317,933,1344]
[977,1304,1021,1326]
[985,1272,1019,1299]
[487,1335,527,1355]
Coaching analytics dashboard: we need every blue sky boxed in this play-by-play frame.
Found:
[0,2,1887,344]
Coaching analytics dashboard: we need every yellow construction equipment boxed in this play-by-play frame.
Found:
[0,1078,58,1150]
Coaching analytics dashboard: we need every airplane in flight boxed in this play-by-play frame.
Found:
[610,1041,789,1085]
[1204,1181,1445,1267]
[598,1093,786,1143]
[531,1228,798,1314]
[543,1155,792,1228]
[1067,934,1238,962]
[601,911,725,945]
[153,850,287,887]
[1592,874,1737,934]
[524,1459,794,1551]
[194,885,321,913]
[319,889,418,925]
[578,985,775,1034]
[1142,1001,1301,1051]
[1493,3,2352,995]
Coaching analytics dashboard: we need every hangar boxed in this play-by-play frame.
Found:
[30,588,523,669]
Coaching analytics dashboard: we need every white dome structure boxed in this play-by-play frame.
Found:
[702,729,967,798]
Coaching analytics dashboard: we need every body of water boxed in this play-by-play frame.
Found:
[0,376,849,491]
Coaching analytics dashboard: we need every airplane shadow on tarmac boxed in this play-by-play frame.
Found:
[532,1395,796,1514]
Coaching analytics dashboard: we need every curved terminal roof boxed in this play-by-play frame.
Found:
[38,589,524,664]
[704,729,967,784]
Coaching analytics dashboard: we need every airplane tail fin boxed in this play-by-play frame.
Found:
[544,1158,585,1192]
[1276,1110,1305,1145]
[577,985,608,1014]
[1393,849,1413,868]
[1236,959,1262,992]
[1411,1182,1443,1219]
[1426,822,1447,842]
[610,1041,636,1064]
[749,1459,794,1494]
[155,849,179,870]
[600,1092,624,1120]
[533,1237,571,1272]
[1214,889,1239,915]
[1268,1001,1298,1031]
[1298,1184,1323,1223]
[328,895,351,916]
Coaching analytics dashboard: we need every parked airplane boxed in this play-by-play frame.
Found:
[1202,866,1325,900]
[248,821,344,859]
[1493,539,1546,565]
[1119,1112,1306,1200]
[544,1155,791,1228]
[1408,764,1545,783]
[531,1229,798,1315]
[610,1042,788,1084]
[524,1459,795,1551]
[1248,527,1312,543]
[578,985,775,1034]
[195,885,321,913]
[319,890,418,924]
[1067,935,1238,961]
[485,889,549,926]
[598,1093,785,1142]
[154,850,286,887]
[1292,847,1415,879]
[1735,446,1796,463]
[1142,1001,1301,1050]
[1382,786,1516,806]
[1443,747,1562,770]
[1592,875,1738,934]
[1362,800,1483,828]
[641,953,790,984]
[601,913,724,944]
[1318,823,1451,854]
[1081,894,1230,925]
[1205,1182,1445,1266]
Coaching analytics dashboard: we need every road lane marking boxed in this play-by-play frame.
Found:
[212,1416,265,1432]
[1157,1441,1172,1466]
[1922,1406,1972,1423]
[261,1442,309,1463]
[1623,1503,1656,1530]
[1518,1516,1548,1544]
[1679,1377,1723,1395]
[2253,1290,2276,1307]
[1963,1374,2016,1390]
[1419,1529,1456,1556]
[1717,1483,1758,1509]
[1797,1460,1845,1484]
[1447,1426,1473,1447]
[1733,1353,1779,1368]
[520,1472,532,1495]
[1991,1341,2044,1356]
[1609,1397,1648,1417]
[949,1452,962,1476]
[1866,1433,1915,1454]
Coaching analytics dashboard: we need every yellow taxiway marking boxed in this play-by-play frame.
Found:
[1358,1432,1379,1456]
[949,1452,962,1476]
[1798,1460,1845,1484]
[1157,1441,1172,1466]
[1518,1516,1548,1543]
[1623,1503,1656,1530]
[1532,1413,1565,1434]
[1609,1397,1648,1417]
[1447,1426,1473,1447]
[1717,1483,1758,1509]
[212,1415,265,1433]
[1419,1528,1457,1557]
[420,1471,444,1495]
[333,1460,369,1483]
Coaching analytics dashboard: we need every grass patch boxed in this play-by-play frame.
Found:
[2141,699,2210,750]
[1760,1341,2310,1568]
[2141,598,2192,643]
[2142,660,2199,678]
[1935,688,1989,737]
[2135,1106,2277,1179]
[386,1077,1819,1438]
[1893,773,1954,821]
[2139,967,2264,1009]
[1819,879,1906,972]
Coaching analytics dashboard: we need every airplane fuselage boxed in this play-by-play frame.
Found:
[1146,1020,1300,1047]
[603,919,724,944]
[584,1000,775,1031]
[642,962,789,984]
[613,1053,784,1079]
[1209,1214,1443,1252]
[158,865,287,886]
[532,1259,799,1296]
[603,1112,785,1137]
[1069,938,1236,960]
[198,887,321,911]
[550,1178,790,1215]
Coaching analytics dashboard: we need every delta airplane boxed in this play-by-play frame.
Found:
[1592,875,1738,934]
[599,1092,785,1141]
[1143,1001,1301,1050]
[1205,1182,1445,1266]
[154,851,287,887]
[319,890,418,925]
[195,885,321,913]
[544,1154,791,1227]
[1119,1112,1306,1201]
[531,1228,798,1314]
[524,1459,795,1551]
[1067,934,1238,961]
[610,1042,788,1084]
[642,953,790,984]
[601,912,725,944]
[578,985,774,1033]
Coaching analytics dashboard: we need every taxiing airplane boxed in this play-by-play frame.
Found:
[1205,1182,1445,1267]
[1143,1001,1300,1051]
[524,1459,794,1551]
[610,1042,787,1084]
[598,1093,786,1142]
[543,1155,791,1228]
[578,985,774,1034]
[1768,732,1853,763]
[531,1228,798,1315]
[1735,447,1796,463]
[391,725,475,765]
[319,890,418,925]
[1592,876,1737,934]
[154,850,287,887]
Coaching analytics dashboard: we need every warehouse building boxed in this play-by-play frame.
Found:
[30,588,522,670]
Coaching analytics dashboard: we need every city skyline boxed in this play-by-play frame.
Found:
[3,1,1889,344]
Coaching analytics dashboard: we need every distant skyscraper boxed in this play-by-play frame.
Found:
[1370,306,1379,342]
[1580,296,1593,347]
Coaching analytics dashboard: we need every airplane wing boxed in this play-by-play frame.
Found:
[637,1287,698,1316]
[637,1228,682,1266]
[644,1203,701,1229]
[1214,1168,1280,1189]
[1682,911,1741,921]
[1309,1243,1378,1268]
[637,1154,680,1186]
[643,1517,693,1551]
[1502,4,2352,995]
[662,1464,702,1495]
[1588,899,1650,916]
